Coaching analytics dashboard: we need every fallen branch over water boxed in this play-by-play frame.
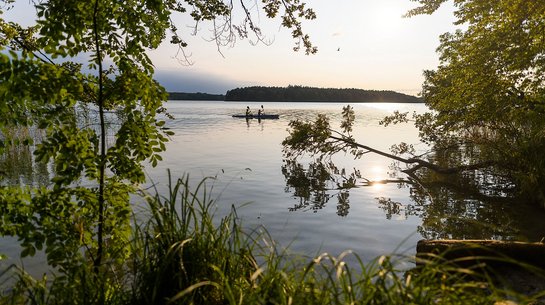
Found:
[329,135,496,175]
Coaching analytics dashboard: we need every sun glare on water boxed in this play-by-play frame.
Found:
[369,165,387,192]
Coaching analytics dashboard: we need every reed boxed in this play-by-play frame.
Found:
[129,172,259,305]
[128,172,537,305]
[2,172,542,304]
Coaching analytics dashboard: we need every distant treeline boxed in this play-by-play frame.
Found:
[168,92,225,101]
[224,86,423,103]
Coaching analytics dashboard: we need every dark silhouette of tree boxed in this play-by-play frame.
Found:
[225,86,423,103]
[408,0,545,208]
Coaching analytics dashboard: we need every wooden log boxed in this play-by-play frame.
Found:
[416,239,545,269]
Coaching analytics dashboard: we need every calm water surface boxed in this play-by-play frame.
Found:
[143,101,545,261]
[145,101,426,260]
[3,101,545,274]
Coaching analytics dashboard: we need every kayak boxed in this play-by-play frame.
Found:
[232,114,280,119]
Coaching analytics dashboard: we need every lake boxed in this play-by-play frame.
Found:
[144,101,545,260]
[147,101,427,260]
[3,100,545,273]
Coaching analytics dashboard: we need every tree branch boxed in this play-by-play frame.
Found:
[328,135,497,175]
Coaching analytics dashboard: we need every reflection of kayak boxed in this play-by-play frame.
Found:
[232,114,280,119]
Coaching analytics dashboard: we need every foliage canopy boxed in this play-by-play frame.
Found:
[0,0,317,301]
[412,0,545,205]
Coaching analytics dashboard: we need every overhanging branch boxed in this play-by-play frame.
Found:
[329,135,496,175]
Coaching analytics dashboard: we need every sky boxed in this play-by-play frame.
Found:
[3,0,460,95]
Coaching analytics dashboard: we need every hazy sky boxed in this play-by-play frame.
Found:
[4,0,459,95]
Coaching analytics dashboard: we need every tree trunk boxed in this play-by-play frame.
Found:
[416,239,545,269]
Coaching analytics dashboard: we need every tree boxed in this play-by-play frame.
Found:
[407,0,545,206]
[283,1,545,210]
[0,0,317,302]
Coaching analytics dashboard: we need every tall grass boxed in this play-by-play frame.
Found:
[130,173,259,305]
[128,172,539,305]
[2,172,543,304]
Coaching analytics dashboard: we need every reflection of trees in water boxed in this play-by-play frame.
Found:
[0,126,50,186]
[376,182,518,240]
[282,159,545,241]
[404,168,532,240]
[1,104,124,186]
[282,159,356,216]
[0,143,50,186]
[281,104,545,241]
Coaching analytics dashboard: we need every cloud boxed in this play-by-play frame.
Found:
[154,69,238,94]
[332,25,343,37]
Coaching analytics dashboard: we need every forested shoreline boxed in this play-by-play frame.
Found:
[168,92,225,100]
[168,86,422,103]
[224,85,423,103]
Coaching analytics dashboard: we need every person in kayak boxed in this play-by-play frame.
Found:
[246,106,252,117]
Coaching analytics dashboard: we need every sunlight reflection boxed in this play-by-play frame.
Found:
[368,166,387,193]
[370,180,386,192]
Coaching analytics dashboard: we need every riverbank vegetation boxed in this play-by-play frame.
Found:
[2,174,541,304]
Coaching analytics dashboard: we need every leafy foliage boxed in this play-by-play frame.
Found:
[0,0,318,301]
[1,1,175,281]
[407,0,545,205]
